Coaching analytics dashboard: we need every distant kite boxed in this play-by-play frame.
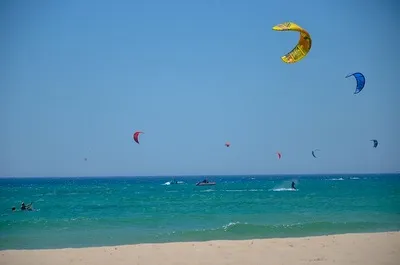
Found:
[312,149,320,158]
[272,22,312,64]
[133,131,144,144]
[225,142,230,147]
[346,72,365,94]
[370,139,378,148]
[277,152,282,159]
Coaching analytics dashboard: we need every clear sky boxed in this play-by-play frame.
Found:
[1,0,399,177]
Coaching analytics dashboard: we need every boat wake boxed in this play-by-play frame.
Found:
[269,188,297,192]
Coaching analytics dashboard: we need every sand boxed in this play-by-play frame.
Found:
[1,232,399,265]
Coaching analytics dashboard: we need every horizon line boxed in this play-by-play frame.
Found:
[0,172,398,179]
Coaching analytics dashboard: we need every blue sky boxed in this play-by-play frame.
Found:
[1,0,399,177]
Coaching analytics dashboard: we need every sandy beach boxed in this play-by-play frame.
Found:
[1,232,399,265]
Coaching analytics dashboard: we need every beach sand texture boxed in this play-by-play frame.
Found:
[1,232,399,265]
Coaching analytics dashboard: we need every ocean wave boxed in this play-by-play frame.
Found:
[200,189,215,192]
[167,220,399,239]
[326,178,344,181]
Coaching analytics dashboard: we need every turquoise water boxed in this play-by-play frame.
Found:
[1,174,399,250]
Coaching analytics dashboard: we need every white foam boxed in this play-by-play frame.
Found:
[225,189,264,192]
[270,188,297,192]
[200,189,215,192]
[222,221,240,231]
[162,181,184,185]
[327,178,344,181]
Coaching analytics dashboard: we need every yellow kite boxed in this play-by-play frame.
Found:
[272,22,312,64]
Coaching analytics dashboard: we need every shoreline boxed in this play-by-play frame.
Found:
[1,231,399,265]
[1,230,399,251]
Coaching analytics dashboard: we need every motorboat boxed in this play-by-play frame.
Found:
[196,180,216,186]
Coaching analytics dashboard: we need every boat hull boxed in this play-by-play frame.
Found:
[196,182,216,186]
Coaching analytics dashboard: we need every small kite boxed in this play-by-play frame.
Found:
[272,21,312,64]
[370,139,378,148]
[277,152,282,159]
[345,72,365,94]
[312,149,320,158]
[225,142,230,147]
[133,131,144,144]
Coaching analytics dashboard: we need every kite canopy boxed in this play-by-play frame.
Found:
[371,139,378,148]
[312,149,320,158]
[345,72,365,94]
[277,152,282,159]
[133,131,144,144]
[225,142,230,147]
[272,22,312,64]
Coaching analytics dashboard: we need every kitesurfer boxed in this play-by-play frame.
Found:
[20,202,32,211]
[291,182,296,190]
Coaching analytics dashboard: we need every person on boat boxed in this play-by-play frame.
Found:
[21,202,32,211]
[202,179,209,183]
[291,181,296,190]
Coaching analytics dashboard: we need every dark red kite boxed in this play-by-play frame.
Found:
[133,131,144,144]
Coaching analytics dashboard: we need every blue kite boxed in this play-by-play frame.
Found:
[345,72,365,94]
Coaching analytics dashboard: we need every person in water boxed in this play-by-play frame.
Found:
[291,181,296,190]
[20,202,32,211]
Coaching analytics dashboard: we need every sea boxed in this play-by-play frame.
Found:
[1,174,399,250]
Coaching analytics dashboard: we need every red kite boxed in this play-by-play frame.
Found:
[133,131,144,144]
